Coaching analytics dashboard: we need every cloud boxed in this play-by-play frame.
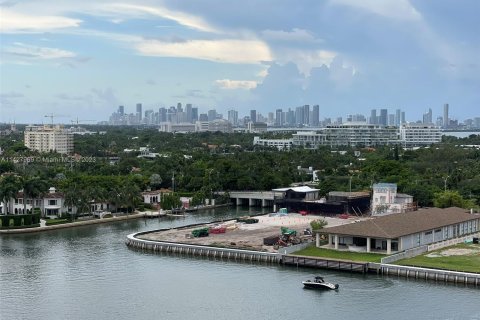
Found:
[274,49,337,75]
[136,39,272,64]
[0,8,81,33]
[146,79,156,86]
[329,0,421,21]
[0,91,24,109]
[4,43,76,59]
[99,3,216,33]
[261,28,321,43]
[91,87,119,107]
[215,79,257,90]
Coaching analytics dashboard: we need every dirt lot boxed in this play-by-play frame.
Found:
[138,214,357,252]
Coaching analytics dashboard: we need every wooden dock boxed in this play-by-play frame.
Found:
[283,254,368,273]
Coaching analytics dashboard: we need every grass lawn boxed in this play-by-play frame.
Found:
[293,245,385,263]
[396,243,480,273]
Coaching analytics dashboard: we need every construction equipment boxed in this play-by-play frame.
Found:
[44,113,68,125]
[191,228,209,237]
[71,117,95,125]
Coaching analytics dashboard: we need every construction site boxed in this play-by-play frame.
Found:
[137,212,357,252]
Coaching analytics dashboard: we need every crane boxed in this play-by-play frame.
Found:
[44,113,68,125]
[71,117,95,125]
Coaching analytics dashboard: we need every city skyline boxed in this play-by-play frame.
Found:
[1,1,479,123]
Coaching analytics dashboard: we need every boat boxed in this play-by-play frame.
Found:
[302,276,339,290]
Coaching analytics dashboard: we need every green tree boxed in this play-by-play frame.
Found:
[0,174,21,214]
[21,176,48,215]
[161,193,182,210]
[310,219,328,231]
[433,191,476,209]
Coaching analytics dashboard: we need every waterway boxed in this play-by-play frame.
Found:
[1,207,479,320]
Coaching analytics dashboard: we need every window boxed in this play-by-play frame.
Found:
[425,231,432,235]
[435,229,441,233]
[48,199,57,206]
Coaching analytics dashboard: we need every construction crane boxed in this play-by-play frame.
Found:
[71,117,95,125]
[44,113,68,125]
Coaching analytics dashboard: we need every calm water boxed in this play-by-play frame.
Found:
[1,207,479,320]
[444,131,480,138]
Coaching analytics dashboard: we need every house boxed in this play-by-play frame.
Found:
[371,183,415,215]
[318,207,479,254]
[142,189,172,206]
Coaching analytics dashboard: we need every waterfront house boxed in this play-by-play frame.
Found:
[142,189,172,207]
[371,183,415,215]
[318,207,479,254]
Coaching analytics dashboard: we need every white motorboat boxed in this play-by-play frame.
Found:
[302,276,339,290]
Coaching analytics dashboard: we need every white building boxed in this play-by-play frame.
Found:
[208,119,233,133]
[323,123,399,147]
[253,136,292,150]
[400,123,442,147]
[24,125,74,154]
[292,131,327,149]
[371,183,414,215]
[159,122,196,133]
[142,189,172,207]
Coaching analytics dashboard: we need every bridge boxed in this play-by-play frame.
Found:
[220,191,277,208]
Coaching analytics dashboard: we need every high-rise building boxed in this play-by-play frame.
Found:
[199,113,208,121]
[395,109,401,126]
[295,106,304,126]
[423,108,433,124]
[207,109,217,121]
[158,108,167,123]
[443,103,449,128]
[136,103,142,122]
[250,110,257,123]
[286,108,295,126]
[186,104,192,123]
[228,110,238,126]
[191,107,198,122]
[24,125,73,154]
[370,109,377,124]
[275,109,283,126]
[388,114,395,126]
[118,105,124,116]
[401,112,406,124]
[177,103,183,113]
[379,109,388,126]
[311,105,319,126]
[303,105,310,125]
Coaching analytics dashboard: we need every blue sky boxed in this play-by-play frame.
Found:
[1,0,479,124]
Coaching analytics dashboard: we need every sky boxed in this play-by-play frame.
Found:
[1,0,479,124]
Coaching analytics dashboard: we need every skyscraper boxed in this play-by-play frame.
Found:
[303,105,310,125]
[370,109,377,124]
[136,103,142,123]
[118,105,124,116]
[423,108,433,124]
[191,107,198,122]
[379,109,388,126]
[186,104,192,123]
[250,109,257,123]
[395,109,401,126]
[295,106,304,125]
[228,110,238,126]
[311,105,319,126]
[207,109,217,121]
[443,103,449,128]
[275,109,283,126]
[401,112,406,124]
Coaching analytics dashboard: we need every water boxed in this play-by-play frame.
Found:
[443,131,480,138]
[1,207,479,320]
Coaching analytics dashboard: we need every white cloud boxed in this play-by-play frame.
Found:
[261,28,321,43]
[329,0,421,21]
[274,49,337,75]
[215,79,257,90]
[99,3,216,33]
[136,39,272,64]
[4,43,76,59]
[0,8,81,33]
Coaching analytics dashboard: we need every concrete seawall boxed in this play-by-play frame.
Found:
[126,233,280,263]
[0,213,144,234]
[378,263,480,286]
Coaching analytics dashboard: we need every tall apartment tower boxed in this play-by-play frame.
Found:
[250,109,257,123]
[423,108,433,124]
[443,103,449,127]
[401,112,406,124]
[303,105,310,125]
[370,109,377,124]
[118,105,124,116]
[191,107,198,122]
[136,103,142,122]
[186,104,193,123]
[295,106,304,125]
[311,105,319,126]
[379,109,388,126]
[395,109,401,126]
[275,109,283,126]
[228,110,238,126]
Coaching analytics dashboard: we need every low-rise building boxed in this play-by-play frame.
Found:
[371,183,415,215]
[400,123,442,147]
[253,136,292,150]
[142,189,172,207]
[319,207,479,254]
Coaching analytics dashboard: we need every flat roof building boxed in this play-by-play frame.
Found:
[24,125,73,154]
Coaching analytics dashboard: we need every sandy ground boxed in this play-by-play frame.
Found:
[138,213,359,252]
[426,246,480,257]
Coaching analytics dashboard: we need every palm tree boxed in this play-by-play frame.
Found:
[0,174,22,215]
[21,177,48,215]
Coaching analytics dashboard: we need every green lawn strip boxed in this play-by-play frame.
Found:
[396,243,480,273]
[45,218,73,226]
[293,245,385,263]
